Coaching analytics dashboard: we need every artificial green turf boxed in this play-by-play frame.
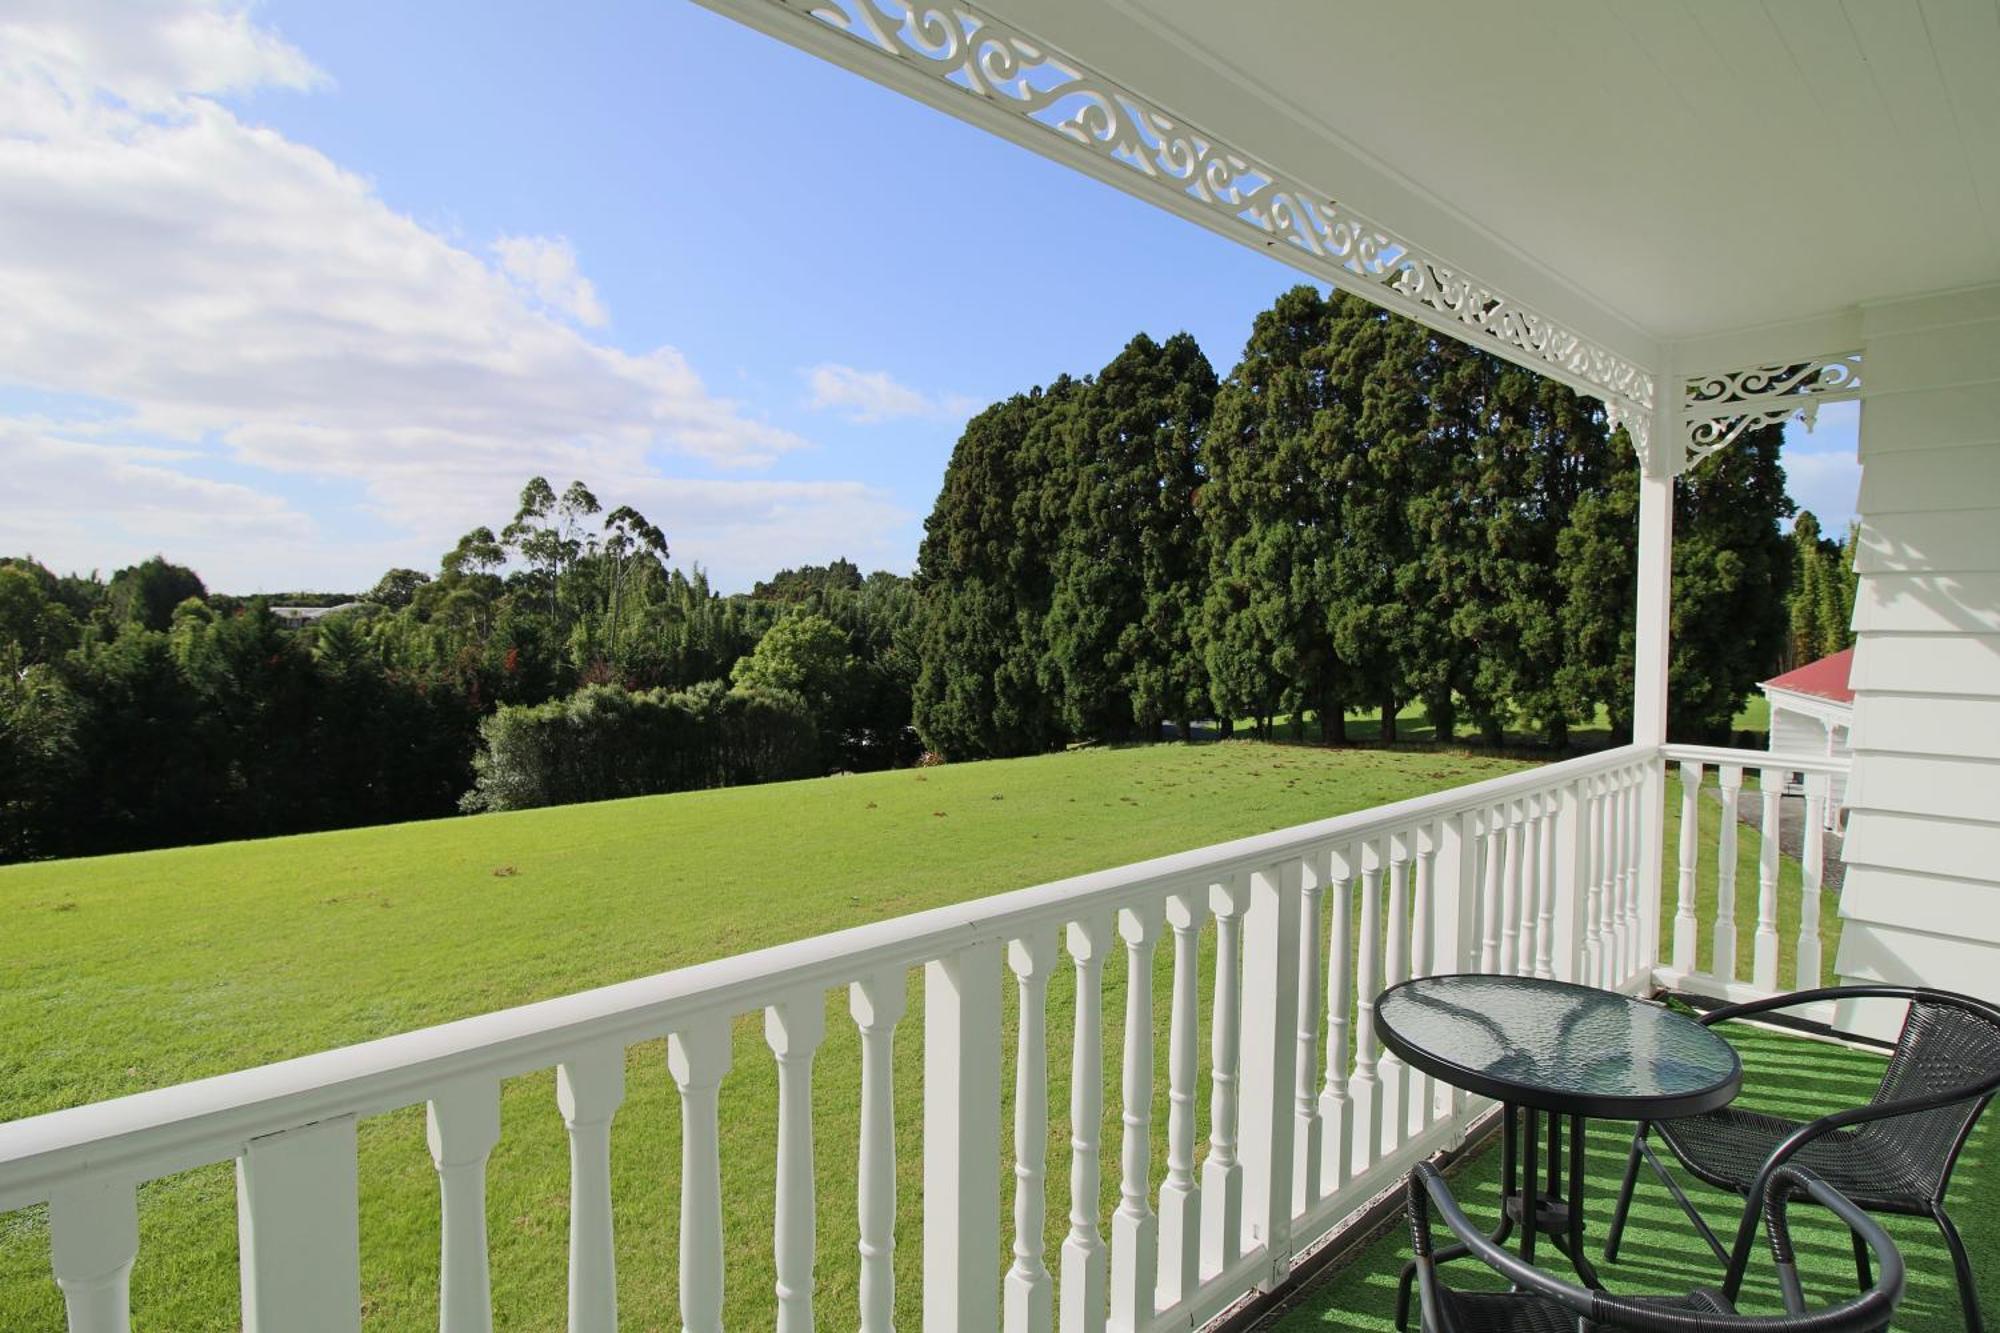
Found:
[1267,1021,1996,1331]
[0,741,1530,1331]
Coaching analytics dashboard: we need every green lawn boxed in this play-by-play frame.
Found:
[0,737,1852,1330]
[0,741,1533,1331]
[1271,1022,1996,1330]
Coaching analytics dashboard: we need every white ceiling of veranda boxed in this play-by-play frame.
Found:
[985,0,2000,352]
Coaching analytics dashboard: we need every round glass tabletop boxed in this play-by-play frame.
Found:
[1374,975,1741,1119]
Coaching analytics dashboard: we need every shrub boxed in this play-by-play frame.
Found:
[462,681,818,813]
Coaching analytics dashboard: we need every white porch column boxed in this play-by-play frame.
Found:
[1630,400,1677,988]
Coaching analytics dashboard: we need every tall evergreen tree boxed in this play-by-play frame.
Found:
[912,383,1077,758]
[1198,287,1349,740]
[1045,332,1215,741]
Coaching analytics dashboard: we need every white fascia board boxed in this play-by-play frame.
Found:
[1761,685,1855,731]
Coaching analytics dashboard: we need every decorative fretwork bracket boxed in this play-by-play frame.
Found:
[1679,353,1863,473]
[716,0,1656,423]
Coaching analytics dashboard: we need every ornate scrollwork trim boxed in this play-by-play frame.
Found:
[1680,352,1862,469]
[741,0,1655,417]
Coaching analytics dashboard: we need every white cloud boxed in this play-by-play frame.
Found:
[0,0,324,114]
[0,1,851,591]
[0,422,313,580]
[493,234,608,329]
[804,363,978,424]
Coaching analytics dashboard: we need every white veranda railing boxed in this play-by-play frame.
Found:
[0,742,1693,1333]
[1655,744,1851,1026]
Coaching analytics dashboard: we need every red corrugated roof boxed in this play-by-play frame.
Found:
[1761,646,1855,704]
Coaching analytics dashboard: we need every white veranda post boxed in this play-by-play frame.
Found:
[1627,400,1678,988]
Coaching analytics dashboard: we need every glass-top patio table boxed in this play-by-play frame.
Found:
[1376,975,1741,1313]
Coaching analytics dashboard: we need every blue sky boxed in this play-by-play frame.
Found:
[0,1,1860,593]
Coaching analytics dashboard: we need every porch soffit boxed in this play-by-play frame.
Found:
[694,1,1993,468]
[1069,0,2000,345]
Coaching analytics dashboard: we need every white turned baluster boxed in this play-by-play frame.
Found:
[1535,800,1558,980]
[1378,836,1411,1160]
[668,1019,732,1333]
[1753,767,1783,992]
[1715,766,1742,981]
[237,1116,361,1333]
[1238,860,1301,1289]
[1317,849,1354,1197]
[556,1045,625,1333]
[850,970,907,1333]
[427,1078,503,1333]
[1478,810,1503,974]
[1201,877,1248,1278]
[1290,854,1326,1217]
[1673,763,1704,973]
[1609,772,1630,983]
[1499,803,1524,976]
[767,990,826,1333]
[1155,889,1207,1312]
[1583,779,1607,987]
[1407,829,1435,1135]
[1109,903,1162,1333]
[1062,915,1112,1333]
[50,1178,138,1333]
[925,944,1004,1333]
[1623,769,1644,983]
[1005,930,1059,1333]
[1349,841,1383,1177]
[1605,775,1628,982]
[1799,774,1829,989]
[1515,798,1540,976]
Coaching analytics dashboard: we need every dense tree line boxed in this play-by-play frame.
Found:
[0,485,920,860]
[3,284,1812,861]
[912,286,1795,758]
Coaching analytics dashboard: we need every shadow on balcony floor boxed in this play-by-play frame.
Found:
[1261,1021,1996,1330]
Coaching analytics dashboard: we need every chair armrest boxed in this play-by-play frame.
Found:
[1414,1162,1908,1333]
[1758,1073,2000,1178]
[1764,1167,1905,1322]
[1695,985,1926,1028]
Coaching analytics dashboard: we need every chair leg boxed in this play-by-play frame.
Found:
[1849,1228,1871,1292]
[1604,1122,1649,1262]
[1934,1205,1984,1333]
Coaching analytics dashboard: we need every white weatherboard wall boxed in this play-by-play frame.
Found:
[1834,284,2000,1037]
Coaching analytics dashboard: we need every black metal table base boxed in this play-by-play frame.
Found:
[1396,1105,1597,1329]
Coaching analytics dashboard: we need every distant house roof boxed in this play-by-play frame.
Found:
[1760,647,1855,705]
[270,602,363,622]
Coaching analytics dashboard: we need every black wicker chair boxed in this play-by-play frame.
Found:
[1411,1161,1904,1333]
[1604,985,2000,1331]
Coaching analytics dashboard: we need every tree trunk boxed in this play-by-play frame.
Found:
[1380,696,1398,743]
[1177,716,1194,744]
[1320,702,1347,745]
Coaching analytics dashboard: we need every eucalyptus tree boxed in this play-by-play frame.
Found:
[502,476,601,622]
[600,503,669,656]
